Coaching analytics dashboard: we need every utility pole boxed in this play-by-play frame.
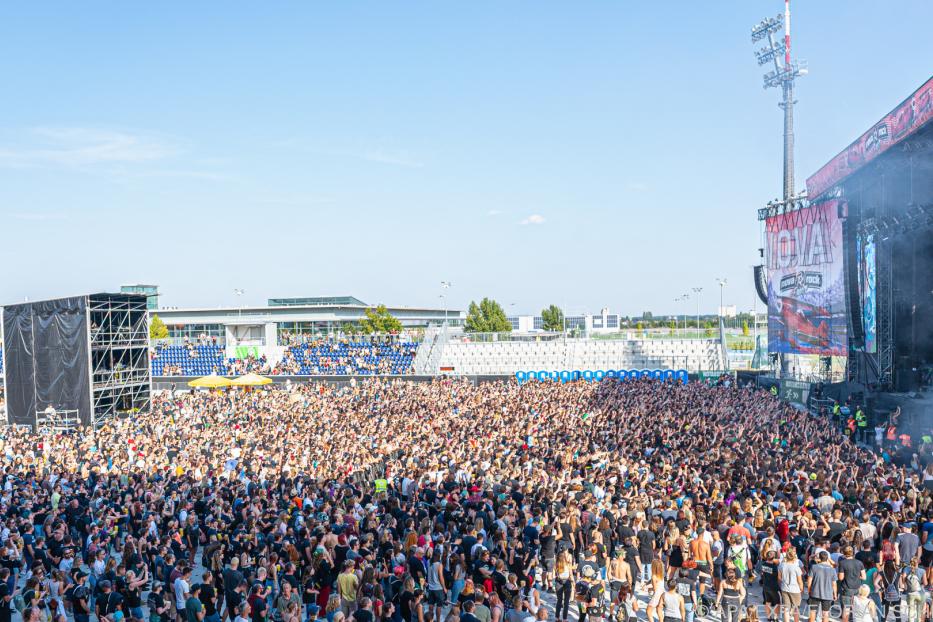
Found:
[692,287,702,339]
[752,1,807,378]
[716,279,727,325]
[440,281,451,328]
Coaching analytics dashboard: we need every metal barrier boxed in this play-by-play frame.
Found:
[809,396,835,417]
[36,409,81,432]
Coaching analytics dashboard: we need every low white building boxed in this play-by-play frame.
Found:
[152,295,460,358]
[506,307,620,334]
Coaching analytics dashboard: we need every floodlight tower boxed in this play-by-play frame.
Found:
[752,0,807,202]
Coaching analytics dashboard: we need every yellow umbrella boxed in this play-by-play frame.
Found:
[187,375,233,388]
[230,373,273,387]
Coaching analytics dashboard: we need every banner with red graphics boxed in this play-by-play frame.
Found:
[807,77,933,198]
[766,200,847,355]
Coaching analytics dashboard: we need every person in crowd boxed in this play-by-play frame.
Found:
[839,545,867,622]
[660,579,685,622]
[807,551,837,622]
[875,560,904,622]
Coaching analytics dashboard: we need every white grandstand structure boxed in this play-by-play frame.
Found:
[417,327,728,375]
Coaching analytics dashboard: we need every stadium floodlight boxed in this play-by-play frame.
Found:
[755,42,786,65]
[692,287,703,339]
[750,0,806,206]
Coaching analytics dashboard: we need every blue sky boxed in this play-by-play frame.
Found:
[1,1,930,317]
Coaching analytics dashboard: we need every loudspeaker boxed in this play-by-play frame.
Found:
[845,221,864,344]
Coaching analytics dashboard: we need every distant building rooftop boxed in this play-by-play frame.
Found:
[268,296,368,307]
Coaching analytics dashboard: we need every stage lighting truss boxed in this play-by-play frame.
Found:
[757,191,810,221]
[751,14,783,42]
[858,203,933,238]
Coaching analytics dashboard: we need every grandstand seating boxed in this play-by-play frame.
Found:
[150,345,227,376]
[438,338,725,375]
[282,341,417,375]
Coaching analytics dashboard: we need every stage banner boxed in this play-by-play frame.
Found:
[807,77,933,199]
[766,199,847,355]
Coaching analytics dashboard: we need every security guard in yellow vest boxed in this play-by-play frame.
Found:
[855,407,867,443]
[374,478,388,495]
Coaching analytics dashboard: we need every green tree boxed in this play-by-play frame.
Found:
[359,305,404,334]
[464,298,512,333]
[642,311,654,320]
[540,305,564,332]
[149,314,169,340]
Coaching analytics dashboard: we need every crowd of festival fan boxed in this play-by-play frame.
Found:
[0,377,932,622]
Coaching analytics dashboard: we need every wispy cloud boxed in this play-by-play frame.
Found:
[625,181,649,192]
[520,214,546,226]
[488,209,502,216]
[362,149,424,168]
[0,127,180,169]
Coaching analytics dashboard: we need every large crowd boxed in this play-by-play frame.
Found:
[1,377,932,622]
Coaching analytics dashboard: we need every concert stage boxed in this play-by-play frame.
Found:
[806,76,933,392]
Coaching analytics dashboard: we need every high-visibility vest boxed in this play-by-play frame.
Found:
[833,404,840,416]
[374,479,388,494]
[770,386,778,396]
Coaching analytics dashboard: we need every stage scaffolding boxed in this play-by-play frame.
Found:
[88,293,151,426]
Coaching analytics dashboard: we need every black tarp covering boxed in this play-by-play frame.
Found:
[2,297,91,427]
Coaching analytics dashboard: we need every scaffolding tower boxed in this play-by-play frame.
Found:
[88,293,151,426]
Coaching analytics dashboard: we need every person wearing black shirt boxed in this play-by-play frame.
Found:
[759,551,781,622]
[539,527,557,591]
[0,569,10,622]
[460,600,482,622]
[223,561,245,613]
[352,598,374,622]
[71,571,92,622]
[838,546,866,622]
[226,583,245,622]
[398,585,416,622]
[636,527,655,586]
[855,541,878,570]
[200,572,219,622]
[147,584,168,622]
[96,581,124,621]
[124,570,146,622]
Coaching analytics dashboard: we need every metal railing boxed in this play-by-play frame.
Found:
[153,337,226,348]
[451,329,727,343]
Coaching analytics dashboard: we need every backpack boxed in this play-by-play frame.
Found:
[907,572,922,594]
[881,573,900,602]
